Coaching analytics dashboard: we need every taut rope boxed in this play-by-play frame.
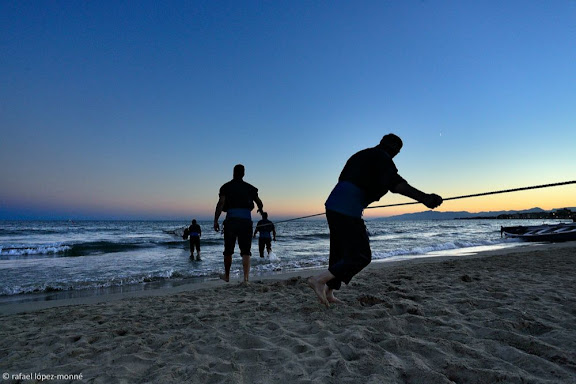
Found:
[269,180,576,226]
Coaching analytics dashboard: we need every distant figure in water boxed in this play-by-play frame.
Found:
[214,164,264,283]
[308,134,443,307]
[253,212,276,258]
[184,219,202,261]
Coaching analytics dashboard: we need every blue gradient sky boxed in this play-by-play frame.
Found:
[1,1,575,220]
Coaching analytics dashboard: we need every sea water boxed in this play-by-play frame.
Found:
[0,218,561,303]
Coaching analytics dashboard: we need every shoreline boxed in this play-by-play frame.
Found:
[0,241,559,315]
[0,219,543,304]
[1,242,575,383]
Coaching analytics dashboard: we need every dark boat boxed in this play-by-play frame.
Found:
[501,222,576,242]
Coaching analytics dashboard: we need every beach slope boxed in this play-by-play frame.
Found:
[1,244,575,383]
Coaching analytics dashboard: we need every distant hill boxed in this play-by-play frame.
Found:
[380,207,576,221]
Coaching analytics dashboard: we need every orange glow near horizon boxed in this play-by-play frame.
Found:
[3,184,574,220]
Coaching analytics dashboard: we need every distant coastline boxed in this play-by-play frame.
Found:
[2,207,575,222]
[382,207,576,221]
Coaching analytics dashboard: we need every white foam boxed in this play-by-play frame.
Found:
[372,239,505,260]
[0,244,71,256]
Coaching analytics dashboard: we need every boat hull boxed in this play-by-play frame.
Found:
[501,223,576,242]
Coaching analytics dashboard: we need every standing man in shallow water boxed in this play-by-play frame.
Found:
[253,212,276,258]
[308,134,443,306]
[214,164,264,283]
[185,219,202,261]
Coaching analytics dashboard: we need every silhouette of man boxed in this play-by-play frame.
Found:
[187,219,202,261]
[308,134,443,306]
[214,164,264,283]
[253,212,276,258]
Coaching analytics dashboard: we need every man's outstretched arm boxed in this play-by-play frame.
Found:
[391,181,443,209]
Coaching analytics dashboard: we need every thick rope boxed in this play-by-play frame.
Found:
[367,180,576,210]
[269,180,576,226]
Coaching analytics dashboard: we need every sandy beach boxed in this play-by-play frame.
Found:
[1,243,575,384]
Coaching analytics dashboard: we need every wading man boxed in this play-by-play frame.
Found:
[214,164,264,283]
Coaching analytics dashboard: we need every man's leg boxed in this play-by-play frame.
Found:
[258,238,265,258]
[195,241,201,261]
[324,210,371,289]
[325,286,344,304]
[241,254,250,282]
[307,270,336,307]
[222,254,232,282]
[308,210,348,306]
[237,220,253,282]
[221,224,236,282]
[266,239,272,255]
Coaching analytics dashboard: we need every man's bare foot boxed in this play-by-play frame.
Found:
[325,288,344,304]
[307,277,329,307]
[219,274,229,282]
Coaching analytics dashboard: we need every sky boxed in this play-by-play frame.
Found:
[1,0,575,221]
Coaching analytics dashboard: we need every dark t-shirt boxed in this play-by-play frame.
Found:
[188,223,201,237]
[256,219,274,238]
[219,178,259,214]
[325,146,406,217]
